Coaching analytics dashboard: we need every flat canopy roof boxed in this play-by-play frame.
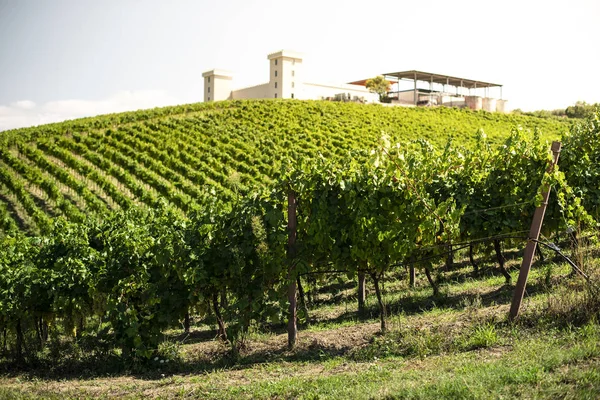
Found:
[347,79,371,86]
[381,70,502,89]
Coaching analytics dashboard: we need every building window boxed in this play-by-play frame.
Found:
[275,70,278,77]
[292,59,295,65]
[292,82,295,88]
[275,82,277,88]
[275,93,277,98]
[292,70,295,77]
[291,93,294,99]
[208,96,210,101]
[208,77,210,83]
[208,87,210,93]
[275,59,278,65]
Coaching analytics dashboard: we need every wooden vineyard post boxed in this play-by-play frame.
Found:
[287,188,298,349]
[509,141,561,321]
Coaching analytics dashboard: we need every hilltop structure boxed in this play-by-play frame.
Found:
[203,50,508,112]
[202,50,377,104]
[369,71,507,112]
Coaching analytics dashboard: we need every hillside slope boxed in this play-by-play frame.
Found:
[0,100,570,234]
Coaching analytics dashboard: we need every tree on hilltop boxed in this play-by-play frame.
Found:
[366,76,391,103]
[565,101,599,119]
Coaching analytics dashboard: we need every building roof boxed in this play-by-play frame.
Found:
[382,70,502,89]
[267,50,303,60]
[202,69,234,79]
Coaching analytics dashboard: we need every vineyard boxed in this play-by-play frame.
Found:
[0,100,570,235]
[1,100,599,398]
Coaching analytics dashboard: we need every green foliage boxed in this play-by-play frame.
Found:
[365,75,391,102]
[468,323,499,349]
[560,110,600,220]
[0,100,569,234]
[565,101,600,119]
[0,100,596,365]
[186,190,287,345]
[512,108,567,119]
[352,328,446,361]
[156,338,182,363]
[88,205,190,358]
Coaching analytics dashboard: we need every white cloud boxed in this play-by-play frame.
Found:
[10,100,36,110]
[0,90,183,132]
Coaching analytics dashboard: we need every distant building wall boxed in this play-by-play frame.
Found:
[465,96,483,111]
[496,99,509,113]
[440,95,466,108]
[202,70,233,102]
[302,82,377,102]
[395,90,416,103]
[267,50,303,99]
[232,83,270,99]
[482,97,497,112]
[391,91,470,108]
[203,50,377,103]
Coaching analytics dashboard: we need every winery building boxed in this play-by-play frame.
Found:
[203,50,508,112]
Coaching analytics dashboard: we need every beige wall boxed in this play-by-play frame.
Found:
[465,96,483,110]
[232,83,270,99]
[482,97,497,112]
[440,95,466,108]
[496,99,509,113]
[202,70,233,102]
[303,82,377,102]
[232,80,377,103]
[268,50,303,99]
[395,90,417,104]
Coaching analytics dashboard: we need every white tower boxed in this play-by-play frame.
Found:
[202,69,233,102]
[267,50,303,99]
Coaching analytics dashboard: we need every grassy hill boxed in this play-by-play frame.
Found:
[0,100,571,234]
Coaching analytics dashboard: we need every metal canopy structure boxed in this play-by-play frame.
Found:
[347,70,505,109]
[381,70,502,89]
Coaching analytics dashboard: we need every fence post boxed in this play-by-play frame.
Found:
[287,188,298,348]
[509,141,561,321]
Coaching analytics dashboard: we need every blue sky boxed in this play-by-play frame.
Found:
[1,0,599,131]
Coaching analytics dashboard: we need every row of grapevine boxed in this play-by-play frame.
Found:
[37,138,134,210]
[18,143,108,215]
[0,100,232,146]
[0,196,286,361]
[0,146,87,222]
[142,121,264,188]
[1,125,593,362]
[561,112,600,219]
[87,129,206,209]
[72,133,193,211]
[0,161,53,233]
[0,198,17,233]
[54,136,160,208]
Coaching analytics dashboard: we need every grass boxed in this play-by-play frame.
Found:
[1,244,599,399]
[2,328,598,399]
